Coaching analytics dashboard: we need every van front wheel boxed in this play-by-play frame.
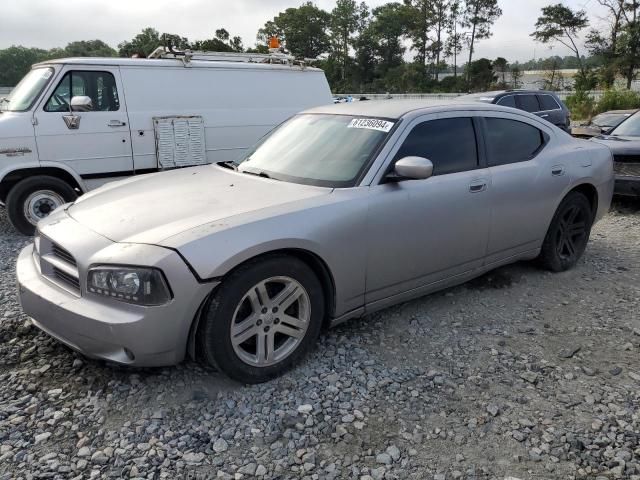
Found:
[6,176,78,236]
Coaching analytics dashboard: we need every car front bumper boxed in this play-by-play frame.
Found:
[16,240,216,367]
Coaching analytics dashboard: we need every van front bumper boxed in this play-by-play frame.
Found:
[16,243,215,367]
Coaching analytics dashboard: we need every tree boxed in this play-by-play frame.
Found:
[257,3,331,59]
[369,3,409,75]
[493,56,508,86]
[462,0,502,82]
[404,0,435,70]
[118,28,162,57]
[430,0,451,81]
[618,0,640,88]
[192,29,244,52]
[510,64,523,88]
[63,40,117,58]
[329,0,368,82]
[445,0,464,78]
[467,57,495,91]
[531,4,589,76]
[0,46,49,86]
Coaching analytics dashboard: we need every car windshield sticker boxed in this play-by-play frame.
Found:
[348,118,395,133]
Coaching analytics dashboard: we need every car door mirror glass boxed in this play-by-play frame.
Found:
[392,156,434,180]
[70,96,93,112]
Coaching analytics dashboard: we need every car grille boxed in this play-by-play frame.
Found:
[35,234,81,296]
[613,155,640,177]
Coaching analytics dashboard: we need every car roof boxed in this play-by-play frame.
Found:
[303,99,529,120]
[33,57,323,72]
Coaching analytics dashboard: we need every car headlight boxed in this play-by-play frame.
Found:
[87,266,172,306]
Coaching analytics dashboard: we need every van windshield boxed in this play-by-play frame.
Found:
[236,114,394,188]
[0,67,54,112]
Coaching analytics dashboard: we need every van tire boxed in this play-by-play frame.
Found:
[6,176,78,236]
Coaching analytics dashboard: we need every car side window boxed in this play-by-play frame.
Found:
[497,95,516,108]
[517,94,540,113]
[538,94,560,111]
[394,117,478,176]
[485,118,545,167]
[45,71,120,112]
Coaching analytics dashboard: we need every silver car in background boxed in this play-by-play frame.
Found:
[17,100,614,383]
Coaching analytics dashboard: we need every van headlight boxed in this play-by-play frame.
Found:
[87,266,171,306]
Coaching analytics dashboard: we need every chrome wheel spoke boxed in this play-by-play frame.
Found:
[230,275,311,368]
[275,323,304,339]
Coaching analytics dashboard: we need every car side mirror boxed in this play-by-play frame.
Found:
[70,96,93,112]
[389,156,434,181]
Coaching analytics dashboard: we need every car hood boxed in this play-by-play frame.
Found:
[592,135,640,154]
[67,165,332,244]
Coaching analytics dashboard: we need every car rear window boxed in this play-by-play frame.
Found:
[538,94,560,111]
[485,118,545,166]
[517,95,541,113]
[394,118,478,175]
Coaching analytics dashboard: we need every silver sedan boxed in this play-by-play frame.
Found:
[16,100,614,383]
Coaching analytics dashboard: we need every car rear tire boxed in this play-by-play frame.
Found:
[6,176,78,236]
[537,191,593,272]
[196,255,324,384]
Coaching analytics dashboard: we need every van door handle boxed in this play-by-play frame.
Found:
[552,165,565,176]
[108,120,126,127]
[469,181,487,193]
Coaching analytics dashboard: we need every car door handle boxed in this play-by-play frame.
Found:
[469,182,487,193]
[551,165,565,176]
[108,120,126,127]
[540,114,550,118]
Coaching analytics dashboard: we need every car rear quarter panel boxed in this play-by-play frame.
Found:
[162,188,371,317]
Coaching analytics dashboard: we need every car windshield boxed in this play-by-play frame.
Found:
[592,113,630,128]
[236,114,394,187]
[610,112,640,136]
[0,67,54,112]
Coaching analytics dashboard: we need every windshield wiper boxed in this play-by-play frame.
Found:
[239,168,278,180]
[216,160,238,171]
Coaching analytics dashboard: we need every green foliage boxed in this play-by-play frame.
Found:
[258,2,331,59]
[596,89,640,112]
[565,90,595,120]
[466,58,495,91]
[117,27,162,57]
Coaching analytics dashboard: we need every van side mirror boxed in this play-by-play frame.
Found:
[389,156,434,181]
[70,96,93,112]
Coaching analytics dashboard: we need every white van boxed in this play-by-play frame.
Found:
[0,49,333,234]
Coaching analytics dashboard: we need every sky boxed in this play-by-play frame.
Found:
[0,0,608,63]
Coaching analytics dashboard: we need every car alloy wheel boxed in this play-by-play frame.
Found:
[554,204,588,262]
[230,276,311,367]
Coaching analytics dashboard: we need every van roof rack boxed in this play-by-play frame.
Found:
[148,46,311,68]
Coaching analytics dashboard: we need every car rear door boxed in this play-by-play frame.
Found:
[537,93,566,129]
[480,112,570,264]
[364,113,491,305]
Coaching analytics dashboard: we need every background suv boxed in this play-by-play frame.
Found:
[461,89,571,132]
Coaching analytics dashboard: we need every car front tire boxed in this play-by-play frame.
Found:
[197,254,324,384]
[538,191,593,272]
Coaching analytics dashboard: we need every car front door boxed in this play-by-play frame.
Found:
[33,67,133,176]
[537,93,566,129]
[481,113,571,264]
[364,113,492,306]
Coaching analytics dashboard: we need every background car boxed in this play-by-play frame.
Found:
[592,110,640,196]
[17,100,613,383]
[461,89,571,132]
[572,109,638,138]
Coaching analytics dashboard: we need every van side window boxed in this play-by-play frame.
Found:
[394,118,478,175]
[45,71,120,112]
[485,118,545,167]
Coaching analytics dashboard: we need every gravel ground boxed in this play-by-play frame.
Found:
[0,199,639,480]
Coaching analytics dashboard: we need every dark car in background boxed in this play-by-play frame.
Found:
[572,109,638,138]
[592,110,640,197]
[461,89,571,132]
